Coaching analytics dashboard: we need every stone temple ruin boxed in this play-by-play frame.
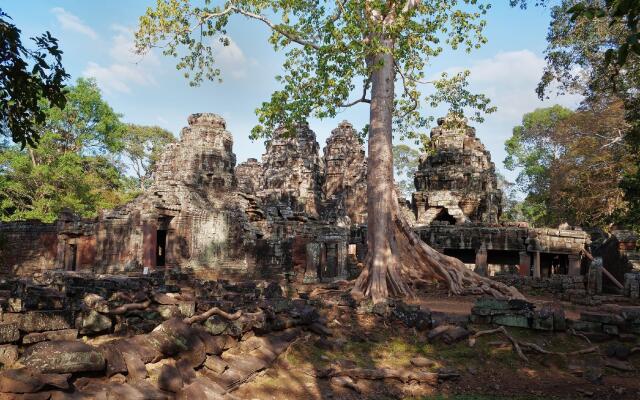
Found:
[1,113,638,294]
[1,113,639,398]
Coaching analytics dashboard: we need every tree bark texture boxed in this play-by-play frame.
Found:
[352,40,523,303]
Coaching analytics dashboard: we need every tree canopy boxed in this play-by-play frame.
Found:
[135,0,495,140]
[121,124,175,190]
[0,7,68,148]
[505,100,634,228]
[0,79,167,222]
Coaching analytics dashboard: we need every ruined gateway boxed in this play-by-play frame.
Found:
[0,113,594,283]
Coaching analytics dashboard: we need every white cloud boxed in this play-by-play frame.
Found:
[438,50,583,183]
[83,26,158,94]
[442,50,581,122]
[214,37,249,79]
[51,8,97,40]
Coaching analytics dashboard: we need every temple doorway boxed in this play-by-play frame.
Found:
[156,230,167,267]
[433,207,457,225]
[64,243,77,271]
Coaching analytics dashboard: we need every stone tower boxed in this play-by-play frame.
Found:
[153,113,236,191]
[258,123,324,217]
[321,121,367,225]
[412,115,502,225]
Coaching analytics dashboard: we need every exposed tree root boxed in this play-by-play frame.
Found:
[352,200,524,303]
[569,328,592,345]
[183,306,242,325]
[469,326,528,362]
[469,326,600,363]
[107,299,151,315]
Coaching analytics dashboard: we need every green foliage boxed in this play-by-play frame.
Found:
[135,0,497,142]
[0,79,135,222]
[0,8,69,148]
[535,0,640,232]
[393,143,421,199]
[566,0,640,67]
[505,101,634,228]
[504,105,573,226]
[121,124,175,189]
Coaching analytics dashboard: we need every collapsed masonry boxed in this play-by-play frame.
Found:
[1,113,637,293]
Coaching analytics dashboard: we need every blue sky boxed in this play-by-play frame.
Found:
[3,1,579,184]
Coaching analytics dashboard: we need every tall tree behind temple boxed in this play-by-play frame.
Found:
[121,124,175,190]
[535,0,640,230]
[0,8,68,147]
[505,101,634,228]
[393,144,421,200]
[0,79,134,222]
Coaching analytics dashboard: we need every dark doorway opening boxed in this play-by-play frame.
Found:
[320,242,339,279]
[443,248,476,264]
[65,243,77,271]
[487,250,520,265]
[433,207,457,225]
[156,230,167,267]
[540,253,568,277]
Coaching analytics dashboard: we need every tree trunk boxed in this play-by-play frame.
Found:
[352,40,523,304]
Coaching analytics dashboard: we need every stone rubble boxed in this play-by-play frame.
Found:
[0,271,324,398]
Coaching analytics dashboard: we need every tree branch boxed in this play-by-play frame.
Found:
[340,76,372,107]
[202,6,321,50]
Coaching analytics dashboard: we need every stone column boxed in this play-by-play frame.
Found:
[568,254,581,276]
[533,251,541,278]
[142,221,156,270]
[518,251,530,276]
[475,245,488,277]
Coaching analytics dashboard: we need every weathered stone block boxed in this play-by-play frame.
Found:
[580,311,625,325]
[0,322,20,344]
[22,329,78,344]
[0,344,18,367]
[531,315,554,331]
[76,310,112,335]
[3,311,72,332]
[177,302,196,318]
[569,320,603,333]
[20,340,105,374]
[492,314,530,329]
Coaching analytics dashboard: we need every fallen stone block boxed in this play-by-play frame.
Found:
[0,344,19,367]
[580,311,625,325]
[76,310,112,335]
[22,329,78,345]
[0,368,70,393]
[157,364,183,393]
[204,355,228,374]
[176,377,226,400]
[0,323,19,344]
[20,340,105,374]
[492,314,530,329]
[3,311,72,332]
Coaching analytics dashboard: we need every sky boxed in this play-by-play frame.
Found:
[3,1,580,184]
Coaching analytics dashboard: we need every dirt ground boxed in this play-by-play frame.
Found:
[234,289,640,400]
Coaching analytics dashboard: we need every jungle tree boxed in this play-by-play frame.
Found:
[135,0,521,303]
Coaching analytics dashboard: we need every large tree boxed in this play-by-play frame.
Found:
[505,100,633,228]
[534,0,640,230]
[121,124,175,190]
[135,0,521,302]
[0,79,134,222]
[0,8,68,148]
